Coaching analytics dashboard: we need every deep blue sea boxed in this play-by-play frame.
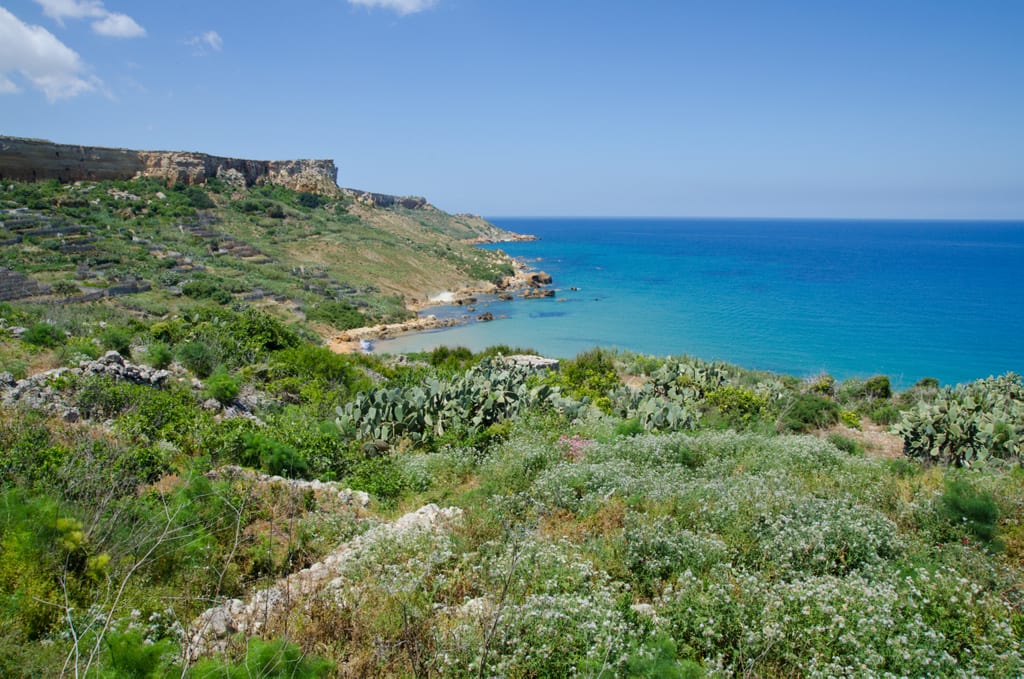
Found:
[376,218,1024,388]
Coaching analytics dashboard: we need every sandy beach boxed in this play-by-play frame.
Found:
[329,255,554,354]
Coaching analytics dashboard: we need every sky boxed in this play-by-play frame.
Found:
[1,0,1023,219]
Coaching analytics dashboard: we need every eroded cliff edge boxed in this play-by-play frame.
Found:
[0,136,340,195]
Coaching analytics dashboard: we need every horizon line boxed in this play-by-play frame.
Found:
[482,214,1024,223]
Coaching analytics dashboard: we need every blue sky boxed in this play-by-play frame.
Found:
[2,0,1023,218]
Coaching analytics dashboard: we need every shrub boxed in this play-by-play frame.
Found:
[839,409,861,428]
[22,322,64,348]
[870,403,900,425]
[806,373,836,396]
[305,300,364,331]
[939,478,1000,546]
[752,497,902,575]
[427,345,475,373]
[182,279,231,304]
[705,385,768,427]
[346,455,407,505]
[827,432,865,456]
[56,338,102,364]
[863,374,893,399]
[614,417,645,437]
[230,308,301,354]
[52,280,79,296]
[99,326,133,355]
[559,348,620,411]
[296,192,325,209]
[241,433,308,478]
[102,629,179,678]
[145,341,174,369]
[624,513,728,595]
[177,341,218,378]
[189,637,331,678]
[185,186,215,209]
[205,370,240,404]
[779,392,840,432]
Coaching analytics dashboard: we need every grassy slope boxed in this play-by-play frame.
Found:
[0,179,516,328]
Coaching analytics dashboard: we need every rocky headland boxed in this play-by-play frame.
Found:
[1,136,340,195]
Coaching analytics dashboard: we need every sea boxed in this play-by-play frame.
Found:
[375,218,1024,388]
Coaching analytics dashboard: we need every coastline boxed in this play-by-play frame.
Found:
[329,239,554,354]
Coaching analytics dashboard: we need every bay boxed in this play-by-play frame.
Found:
[376,217,1024,388]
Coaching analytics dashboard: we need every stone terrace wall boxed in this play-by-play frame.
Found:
[0,136,340,196]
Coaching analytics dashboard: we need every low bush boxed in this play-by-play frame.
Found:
[870,403,901,425]
[241,433,308,478]
[144,341,174,369]
[22,322,64,348]
[705,385,768,428]
[426,345,475,373]
[56,337,102,364]
[304,300,364,330]
[827,432,865,456]
[205,370,240,404]
[779,392,840,432]
[177,341,218,378]
[98,326,133,355]
[295,192,325,209]
[182,280,231,305]
[939,478,1001,547]
[189,637,331,678]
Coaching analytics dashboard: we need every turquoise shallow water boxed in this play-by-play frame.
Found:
[376,218,1024,388]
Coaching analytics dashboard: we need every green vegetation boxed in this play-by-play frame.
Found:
[2,177,1023,676]
[4,301,1024,676]
[0,178,518,332]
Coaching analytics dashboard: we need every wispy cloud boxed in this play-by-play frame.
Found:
[0,6,100,100]
[186,30,223,56]
[35,0,105,22]
[348,0,438,16]
[91,12,145,38]
[34,0,145,37]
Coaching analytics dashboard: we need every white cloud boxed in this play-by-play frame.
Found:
[35,0,105,22]
[0,6,99,100]
[186,30,223,56]
[34,0,145,38]
[348,0,438,16]
[91,12,145,38]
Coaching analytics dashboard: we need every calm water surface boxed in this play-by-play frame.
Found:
[377,218,1024,388]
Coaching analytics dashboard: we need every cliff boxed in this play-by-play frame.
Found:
[0,136,339,195]
[346,189,429,210]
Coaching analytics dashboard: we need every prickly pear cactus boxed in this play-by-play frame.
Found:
[894,373,1024,466]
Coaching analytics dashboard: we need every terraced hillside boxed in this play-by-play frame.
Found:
[0,178,522,331]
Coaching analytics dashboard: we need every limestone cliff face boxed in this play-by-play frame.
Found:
[346,189,429,210]
[0,136,339,195]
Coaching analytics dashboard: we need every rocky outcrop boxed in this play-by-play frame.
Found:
[333,314,463,344]
[186,503,462,660]
[503,355,560,372]
[0,351,170,421]
[346,189,429,210]
[206,465,371,509]
[0,136,339,195]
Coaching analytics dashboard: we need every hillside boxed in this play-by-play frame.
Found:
[0,173,526,334]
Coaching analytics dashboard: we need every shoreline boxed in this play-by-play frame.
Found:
[329,243,554,354]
